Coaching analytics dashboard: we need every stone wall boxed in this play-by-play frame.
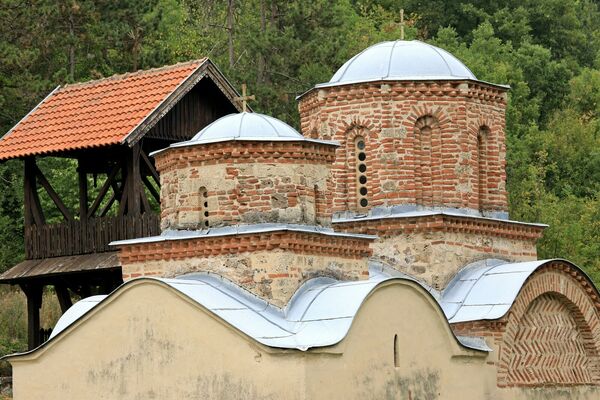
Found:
[334,214,543,289]
[298,80,508,216]
[154,141,336,230]
[371,230,536,289]
[118,230,372,307]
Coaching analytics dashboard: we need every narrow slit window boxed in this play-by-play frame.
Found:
[355,136,368,209]
[394,334,399,368]
[199,187,209,228]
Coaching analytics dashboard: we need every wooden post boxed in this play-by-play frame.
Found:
[55,284,73,313]
[24,157,45,226]
[20,283,43,350]
[130,144,142,217]
[78,160,88,252]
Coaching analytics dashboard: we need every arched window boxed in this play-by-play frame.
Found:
[414,115,440,207]
[199,186,209,228]
[477,126,490,213]
[355,136,368,209]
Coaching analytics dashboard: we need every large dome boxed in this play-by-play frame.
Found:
[325,40,476,86]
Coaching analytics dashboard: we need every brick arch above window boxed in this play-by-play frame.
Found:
[340,117,377,138]
[407,106,451,133]
[413,114,440,132]
[498,262,600,387]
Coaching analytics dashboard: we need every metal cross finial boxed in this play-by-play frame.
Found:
[400,9,405,40]
[234,83,255,112]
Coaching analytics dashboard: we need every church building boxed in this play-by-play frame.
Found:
[2,40,600,399]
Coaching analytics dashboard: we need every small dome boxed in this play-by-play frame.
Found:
[327,40,476,86]
[186,112,304,144]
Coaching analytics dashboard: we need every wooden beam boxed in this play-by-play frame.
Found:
[24,158,45,226]
[87,164,121,218]
[142,175,160,202]
[119,183,129,216]
[140,183,151,214]
[33,164,74,222]
[140,149,160,185]
[23,169,33,227]
[99,189,117,217]
[118,175,129,216]
[20,283,42,350]
[55,284,73,314]
[78,159,88,223]
[130,144,142,216]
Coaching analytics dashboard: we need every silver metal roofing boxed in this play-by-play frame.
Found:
[332,206,547,229]
[325,40,476,87]
[110,223,376,247]
[49,295,106,340]
[439,259,593,323]
[152,112,337,156]
[46,266,490,353]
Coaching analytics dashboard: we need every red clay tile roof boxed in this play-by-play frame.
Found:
[0,59,207,160]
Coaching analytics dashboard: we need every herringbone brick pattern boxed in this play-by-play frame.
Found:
[507,293,594,385]
[496,262,600,387]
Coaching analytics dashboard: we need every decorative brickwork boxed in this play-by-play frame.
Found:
[451,261,600,388]
[498,263,600,387]
[505,293,598,385]
[154,141,336,230]
[118,231,371,264]
[298,80,508,215]
[117,230,373,306]
[334,213,544,241]
[154,141,337,173]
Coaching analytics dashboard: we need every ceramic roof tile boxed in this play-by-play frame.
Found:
[0,59,206,160]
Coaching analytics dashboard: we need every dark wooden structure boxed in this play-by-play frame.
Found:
[0,59,241,349]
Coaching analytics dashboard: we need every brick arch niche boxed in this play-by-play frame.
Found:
[414,115,441,207]
[476,126,490,212]
[339,124,376,213]
[498,262,600,387]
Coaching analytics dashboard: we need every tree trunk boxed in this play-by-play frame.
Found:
[68,11,75,81]
[227,0,235,67]
[257,0,267,84]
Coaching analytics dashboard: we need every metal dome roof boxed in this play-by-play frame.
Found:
[324,40,477,87]
[152,113,337,156]
[191,112,303,142]
[164,112,337,151]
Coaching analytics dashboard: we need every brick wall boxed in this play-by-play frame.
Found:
[452,261,600,387]
[154,141,336,230]
[298,80,508,215]
[118,230,373,306]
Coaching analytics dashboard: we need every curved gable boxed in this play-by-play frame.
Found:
[442,259,600,323]
[498,262,600,387]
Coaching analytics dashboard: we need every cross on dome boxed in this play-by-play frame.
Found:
[234,83,255,112]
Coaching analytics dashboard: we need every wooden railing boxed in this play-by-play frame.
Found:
[25,213,160,259]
